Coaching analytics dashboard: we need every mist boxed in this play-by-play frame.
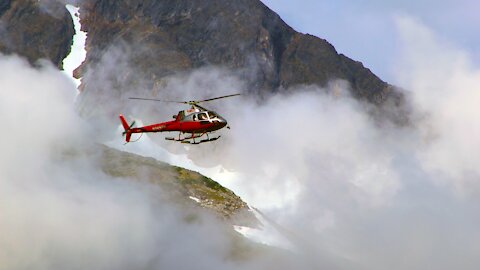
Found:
[108,16,480,270]
[0,55,309,270]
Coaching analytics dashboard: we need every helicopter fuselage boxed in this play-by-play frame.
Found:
[122,93,239,144]
[119,109,227,143]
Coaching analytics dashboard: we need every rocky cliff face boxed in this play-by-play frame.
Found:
[0,0,74,68]
[76,0,395,104]
[1,0,400,105]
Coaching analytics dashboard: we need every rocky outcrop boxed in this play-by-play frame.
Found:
[95,144,255,224]
[0,0,74,68]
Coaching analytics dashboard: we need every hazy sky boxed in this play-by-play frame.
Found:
[260,0,480,83]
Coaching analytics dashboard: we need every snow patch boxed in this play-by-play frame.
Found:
[62,4,87,88]
[188,196,201,203]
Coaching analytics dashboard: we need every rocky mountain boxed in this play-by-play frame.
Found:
[75,0,397,104]
[1,0,402,106]
[65,144,256,225]
[0,0,74,68]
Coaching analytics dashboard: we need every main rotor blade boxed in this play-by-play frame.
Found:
[129,93,241,104]
[195,93,241,103]
[129,97,186,104]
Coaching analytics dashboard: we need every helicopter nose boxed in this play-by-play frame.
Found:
[218,116,227,128]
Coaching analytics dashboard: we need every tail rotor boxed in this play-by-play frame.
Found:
[122,120,135,136]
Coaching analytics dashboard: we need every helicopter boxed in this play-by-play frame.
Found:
[119,93,240,144]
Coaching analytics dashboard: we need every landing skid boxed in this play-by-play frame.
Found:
[165,132,220,144]
[182,136,220,144]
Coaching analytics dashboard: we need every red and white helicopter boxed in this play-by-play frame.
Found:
[119,93,240,144]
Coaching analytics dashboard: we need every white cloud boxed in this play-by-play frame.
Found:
[395,16,480,195]
[108,16,480,270]
[0,55,304,270]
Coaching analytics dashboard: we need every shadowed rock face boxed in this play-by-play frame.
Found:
[0,0,74,69]
[280,33,393,103]
[75,0,396,104]
[0,1,12,17]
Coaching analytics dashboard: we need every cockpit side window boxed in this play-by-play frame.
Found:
[198,112,208,121]
[182,113,195,122]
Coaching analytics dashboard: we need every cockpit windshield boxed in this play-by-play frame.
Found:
[207,111,218,119]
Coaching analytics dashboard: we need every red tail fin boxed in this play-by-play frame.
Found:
[119,114,132,142]
[119,114,129,131]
